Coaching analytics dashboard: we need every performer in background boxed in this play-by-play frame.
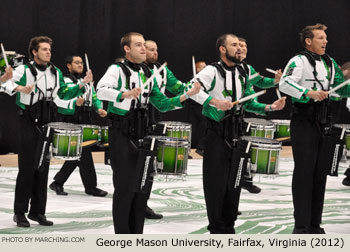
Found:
[49,55,108,197]
[279,24,350,234]
[97,32,200,234]
[189,33,285,233]
[342,62,350,186]
[1,36,84,227]
[238,37,282,194]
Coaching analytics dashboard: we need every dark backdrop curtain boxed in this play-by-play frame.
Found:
[1,0,350,153]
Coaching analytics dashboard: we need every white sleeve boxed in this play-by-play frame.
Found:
[279,56,307,99]
[54,96,77,109]
[0,65,26,95]
[346,98,350,112]
[189,66,216,105]
[97,65,122,102]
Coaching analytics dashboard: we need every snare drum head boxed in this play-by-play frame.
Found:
[244,118,274,126]
[271,119,290,125]
[145,135,188,147]
[333,124,350,130]
[158,121,192,129]
[45,122,82,133]
[240,136,281,147]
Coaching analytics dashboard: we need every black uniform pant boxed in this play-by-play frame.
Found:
[14,114,49,215]
[109,125,148,234]
[53,147,97,190]
[203,129,241,234]
[290,114,328,228]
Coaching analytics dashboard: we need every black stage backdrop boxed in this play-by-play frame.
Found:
[1,0,350,153]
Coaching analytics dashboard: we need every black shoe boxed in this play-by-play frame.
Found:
[27,213,53,226]
[292,227,309,234]
[85,188,108,197]
[242,184,261,194]
[342,176,350,186]
[13,214,30,228]
[145,206,163,219]
[309,226,326,234]
[49,182,68,196]
[237,211,242,215]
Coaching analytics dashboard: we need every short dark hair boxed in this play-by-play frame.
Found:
[299,23,327,48]
[65,55,81,65]
[120,32,143,55]
[238,37,247,43]
[216,33,237,56]
[28,36,52,58]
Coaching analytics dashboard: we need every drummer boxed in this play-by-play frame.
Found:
[279,24,350,234]
[237,37,283,194]
[189,33,286,234]
[96,32,201,234]
[49,55,108,197]
[0,36,84,227]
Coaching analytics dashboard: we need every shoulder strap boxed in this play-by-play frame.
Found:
[115,62,131,90]
[210,62,225,79]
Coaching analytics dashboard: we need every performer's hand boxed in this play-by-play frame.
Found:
[98,109,107,117]
[15,84,34,94]
[122,88,141,99]
[82,70,93,84]
[186,82,201,96]
[306,90,328,101]
[210,97,233,111]
[269,96,286,111]
[76,97,85,106]
[274,69,282,84]
[0,66,13,83]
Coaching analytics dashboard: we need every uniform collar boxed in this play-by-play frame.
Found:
[124,59,141,71]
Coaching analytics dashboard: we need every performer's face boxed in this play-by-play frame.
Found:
[145,41,158,64]
[221,36,241,64]
[125,35,146,64]
[33,42,51,64]
[195,62,206,73]
[307,29,328,55]
[68,56,84,74]
[238,41,247,61]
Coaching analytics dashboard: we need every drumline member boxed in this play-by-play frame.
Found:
[1,36,84,227]
[342,62,350,186]
[144,39,188,219]
[237,37,282,194]
[189,33,286,234]
[190,60,207,157]
[96,32,201,234]
[279,24,350,234]
[49,55,108,197]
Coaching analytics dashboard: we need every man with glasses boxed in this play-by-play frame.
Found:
[49,55,108,197]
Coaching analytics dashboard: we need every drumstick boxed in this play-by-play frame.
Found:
[265,68,277,75]
[0,43,9,68]
[232,90,266,106]
[85,53,90,71]
[276,88,282,99]
[340,127,346,140]
[328,79,350,94]
[245,141,251,153]
[162,123,167,135]
[275,136,291,141]
[246,122,251,133]
[192,56,196,78]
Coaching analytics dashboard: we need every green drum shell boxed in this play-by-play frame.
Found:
[155,137,189,175]
[100,126,109,145]
[333,124,350,151]
[244,118,276,139]
[272,120,291,138]
[80,124,101,142]
[47,123,83,160]
[240,136,281,175]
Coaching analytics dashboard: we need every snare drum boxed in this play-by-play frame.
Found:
[46,122,83,160]
[244,118,276,139]
[333,124,350,151]
[99,126,109,147]
[241,136,281,175]
[148,136,189,176]
[80,124,101,147]
[157,121,192,142]
[271,120,290,138]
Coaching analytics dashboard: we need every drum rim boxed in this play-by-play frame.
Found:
[250,125,276,130]
[271,119,291,125]
[79,124,101,129]
[244,118,275,126]
[240,136,280,145]
[158,121,192,127]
